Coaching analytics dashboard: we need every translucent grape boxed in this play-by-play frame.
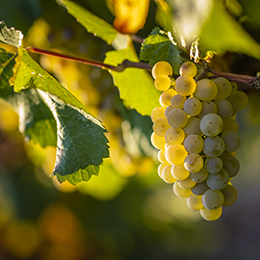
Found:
[198,101,217,118]
[190,166,208,183]
[221,130,241,152]
[194,79,218,101]
[183,117,202,135]
[179,61,197,77]
[202,189,224,210]
[171,94,186,109]
[206,169,229,190]
[171,163,190,180]
[153,117,170,137]
[154,74,171,91]
[151,132,166,149]
[165,127,185,145]
[184,153,204,173]
[167,108,188,128]
[183,97,202,116]
[191,181,209,195]
[158,163,168,178]
[161,165,177,183]
[221,154,240,178]
[151,107,166,123]
[152,61,173,79]
[200,113,223,137]
[183,134,203,154]
[157,149,168,164]
[221,185,238,206]
[187,194,203,211]
[165,144,188,165]
[205,157,223,174]
[222,118,239,132]
[214,77,232,99]
[175,75,196,96]
[200,207,222,221]
[203,136,225,157]
[214,99,233,119]
[159,89,177,107]
[177,176,196,189]
[173,182,192,198]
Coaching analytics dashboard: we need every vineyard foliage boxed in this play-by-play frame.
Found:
[0,0,260,186]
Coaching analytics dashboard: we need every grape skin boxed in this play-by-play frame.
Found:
[184,153,204,173]
[214,77,232,99]
[200,207,222,221]
[154,74,171,91]
[151,107,166,123]
[194,79,218,101]
[205,157,223,174]
[153,117,170,137]
[165,127,185,145]
[183,97,202,116]
[203,136,225,157]
[165,144,188,165]
[179,61,197,77]
[152,61,173,79]
[191,181,209,195]
[171,163,190,180]
[202,189,224,210]
[175,75,196,96]
[221,185,238,206]
[187,194,203,211]
[173,182,192,198]
[190,167,208,183]
[221,130,241,152]
[184,134,203,154]
[183,117,202,135]
[206,169,229,190]
[167,108,188,128]
[200,113,223,137]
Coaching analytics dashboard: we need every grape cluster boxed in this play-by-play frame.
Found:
[151,61,248,221]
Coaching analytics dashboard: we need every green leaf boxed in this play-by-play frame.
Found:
[104,44,160,116]
[199,1,260,59]
[0,21,23,48]
[39,92,109,185]
[140,27,182,74]
[0,48,56,147]
[56,0,117,45]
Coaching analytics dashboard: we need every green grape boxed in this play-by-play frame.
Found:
[221,130,241,152]
[153,117,171,137]
[203,136,225,157]
[165,144,188,165]
[173,182,192,198]
[151,106,166,123]
[183,117,202,136]
[187,194,203,211]
[157,149,168,164]
[165,106,173,117]
[229,81,238,97]
[175,75,196,96]
[171,163,190,180]
[202,189,224,210]
[161,165,177,183]
[165,127,185,145]
[191,181,209,195]
[233,91,249,111]
[205,157,223,174]
[167,108,188,128]
[152,61,173,79]
[184,153,204,173]
[154,74,171,91]
[151,132,166,149]
[200,113,223,137]
[190,166,208,183]
[200,207,222,221]
[221,154,240,178]
[159,89,177,107]
[221,184,238,206]
[198,101,217,118]
[214,77,232,99]
[194,79,218,101]
[179,61,197,77]
[183,134,203,154]
[206,169,229,190]
[183,97,202,116]
[226,96,239,116]
[177,176,196,189]
[222,118,239,132]
[171,94,186,109]
[214,99,234,119]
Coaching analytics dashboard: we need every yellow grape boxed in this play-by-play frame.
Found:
[165,144,188,165]
[171,163,190,180]
[179,61,197,77]
[152,61,173,79]
[151,107,166,122]
[151,132,166,149]
[159,89,177,107]
[175,75,196,96]
[200,207,222,221]
[154,74,171,91]
[187,194,203,211]
[153,117,170,137]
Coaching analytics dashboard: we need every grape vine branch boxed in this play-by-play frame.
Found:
[26,46,260,89]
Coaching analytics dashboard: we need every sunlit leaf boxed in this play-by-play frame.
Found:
[0,21,23,48]
[140,27,182,74]
[104,44,160,116]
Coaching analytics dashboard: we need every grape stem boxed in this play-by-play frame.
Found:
[26,46,151,72]
[207,68,260,89]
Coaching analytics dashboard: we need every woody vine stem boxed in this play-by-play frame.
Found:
[26,46,260,89]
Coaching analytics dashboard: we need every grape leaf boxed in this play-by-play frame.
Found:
[56,0,117,45]
[104,44,160,116]
[0,47,56,147]
[0,21,23,48]
[140,27,182,74]
[6,48,109,184]
[199,1,260,59]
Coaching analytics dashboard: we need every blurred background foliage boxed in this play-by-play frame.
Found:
[1,0,260,259]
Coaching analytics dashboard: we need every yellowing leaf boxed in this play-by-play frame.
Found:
[112,0,150,34]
